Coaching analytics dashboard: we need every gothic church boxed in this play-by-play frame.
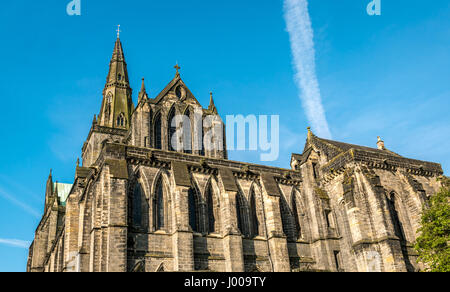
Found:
[27,35,444,272]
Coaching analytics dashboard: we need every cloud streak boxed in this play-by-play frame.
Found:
[0,238,31,249]
[283,0,332,139]
[0,187,41,218]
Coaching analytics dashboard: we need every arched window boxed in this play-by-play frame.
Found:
[184,110,192,154]
[280,196,295,242]
[188,187,200,233]
[117,113,126,127]
[175,86,182,99]
[154,113,162,150]
[206,184,216,233]
[132,183,145,229]
[249,188,260,238]
[105,93,112,122]
[387,193,406,241]
[292,193,301,239]
[133,184,142,226]
[199,122,205,156]
[168,107,177,151]
[236,192,249,237]
[153,177,165,230]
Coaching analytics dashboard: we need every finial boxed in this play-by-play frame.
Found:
[307,127,313,140]
[140,77,146,92]
[377,136,385,150]
[76,158,80,167]
[116,25,121,39]
[174,63,181,76]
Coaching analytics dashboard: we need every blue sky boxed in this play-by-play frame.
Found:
[0,0,448,272]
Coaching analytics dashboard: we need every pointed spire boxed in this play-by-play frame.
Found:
[53,181,59,198]
[140,78,146,93]
[98,33,134,130]
[209,91,218,113]
[92,114,97,125]
[111,37,125,63]
[44,170,54,212]
[138,78,148,103]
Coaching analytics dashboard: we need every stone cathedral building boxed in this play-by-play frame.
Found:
[27,35,444,272]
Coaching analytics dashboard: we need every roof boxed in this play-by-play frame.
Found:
[53,183,72,206]
[314,136,403,158]
[299,131,443,175]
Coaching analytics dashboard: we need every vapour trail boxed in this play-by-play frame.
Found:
[283,0,332,139]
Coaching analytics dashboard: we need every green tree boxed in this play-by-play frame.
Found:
[415,177,450,272]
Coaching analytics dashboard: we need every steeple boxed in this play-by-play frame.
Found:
[97,29,134,130]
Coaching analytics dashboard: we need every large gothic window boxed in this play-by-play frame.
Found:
[199,122,205,156]
[249,188,260,238]
[184,110,192,154]
[168,107,177,151]
[153,177,165,230]
[188,187,200,233]
[154,113,162,150]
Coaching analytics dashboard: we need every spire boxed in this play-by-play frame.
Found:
[98,31,134,129]
[44,169,54,212]
[140,78,146,93]
[208,91,217,113]
[138,78,148,103]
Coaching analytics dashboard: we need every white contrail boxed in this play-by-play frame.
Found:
[0,238,31,249]
[0,187,41,218]
[284,0,332,139]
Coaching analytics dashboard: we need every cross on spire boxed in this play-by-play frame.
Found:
[116,25,121,38]
[174,63,181,76]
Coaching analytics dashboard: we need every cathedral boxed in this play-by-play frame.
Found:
[27,35,444,272]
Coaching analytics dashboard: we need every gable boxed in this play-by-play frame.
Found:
[151,76,201,106]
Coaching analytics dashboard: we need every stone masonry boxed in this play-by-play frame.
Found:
[27,36,445,272]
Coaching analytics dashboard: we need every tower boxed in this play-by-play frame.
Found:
[81,35,134,167]
[97,35,134,129]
